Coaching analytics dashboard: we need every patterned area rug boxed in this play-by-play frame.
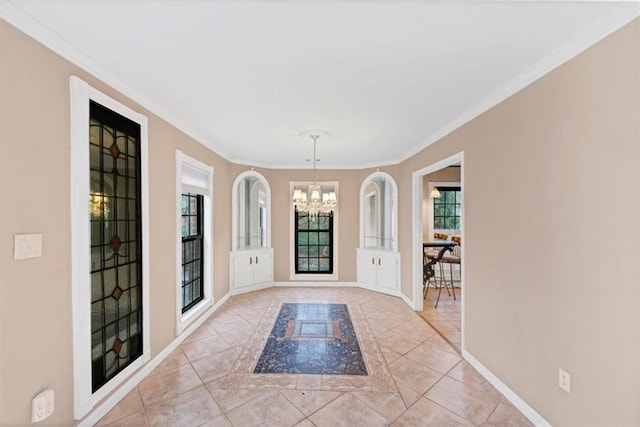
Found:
[221,301,396,392]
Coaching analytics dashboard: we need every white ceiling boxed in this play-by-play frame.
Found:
[4,1,635,168]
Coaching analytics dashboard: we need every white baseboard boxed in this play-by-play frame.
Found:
[399,291,415,310]
[356,282,401,297]
[229,282,273,295]
[79,293,230,427]
[462,349,551,427]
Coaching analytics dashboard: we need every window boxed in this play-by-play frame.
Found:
[433,186,461,230]
[88,101,144,393]
[295,212,333,274]
[181,194,204,313]
[175,150,213,335]
[71,76,150,419]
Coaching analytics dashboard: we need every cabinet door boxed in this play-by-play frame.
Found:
[357,250,377,286]
[232,252,255,289]
[253,249,273,285]
[376,252,399,290]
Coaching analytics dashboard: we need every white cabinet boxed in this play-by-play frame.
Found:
[230,248,273,291]
[357,249,399,292]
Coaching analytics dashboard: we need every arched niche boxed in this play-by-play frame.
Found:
[231,170,271,251]
[359,171,398,252]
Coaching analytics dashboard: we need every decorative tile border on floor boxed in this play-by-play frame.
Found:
[221,300,396,392]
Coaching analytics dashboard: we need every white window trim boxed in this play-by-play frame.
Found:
[428,181,462,237]
[175,150,214,336]
[289,181,339,281]
[70,76,151,420]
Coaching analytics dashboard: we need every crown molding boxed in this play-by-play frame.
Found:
[0,0,233,162]
[399,2,640,163]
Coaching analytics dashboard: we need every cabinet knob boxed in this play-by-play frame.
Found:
[378,258,381,266]
[249,257,252,265]
[255,256,259,264]
[371,257,375,265]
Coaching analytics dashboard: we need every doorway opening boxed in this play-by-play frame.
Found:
[412,152,465,353]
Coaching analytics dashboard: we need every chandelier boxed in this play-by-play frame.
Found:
[292,130,337,220]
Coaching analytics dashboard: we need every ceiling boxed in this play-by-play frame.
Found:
[4,1,634,168]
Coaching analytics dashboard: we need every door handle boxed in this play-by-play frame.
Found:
[249,257,252,265]
[255,256,259,264]
[378,258,381,266]
[371,257,375,265]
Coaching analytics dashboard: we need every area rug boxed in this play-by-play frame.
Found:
[221,301,396,392]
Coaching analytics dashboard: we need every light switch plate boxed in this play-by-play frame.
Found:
[14,233,42,260]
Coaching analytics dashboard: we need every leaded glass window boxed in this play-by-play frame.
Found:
[181,193,204,313]
[295,212,333,274]
[433,186,461,230]
[89,101,143,393]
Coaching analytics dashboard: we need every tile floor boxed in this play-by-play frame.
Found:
[419,281,462,352]
[96,287,531,426]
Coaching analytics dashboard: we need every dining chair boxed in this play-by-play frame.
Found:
[440,235,461,296]
[423,233,451,300]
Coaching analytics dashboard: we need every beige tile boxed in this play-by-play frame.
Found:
[380,346,403,364]
[138,363,203,406]
[181,334,232,362]
[425,376,500,424]
[220,324,256,347]
[246,373,298,389]
[296,374,322,390]
[389,356,443,395]
[404,342,461,374]
[321,375,372,391]
[96,411,149,427]
[212,314,253,334]
[392,321,436,342]
[153,348,190,374]
[185,322,218,343]
[199,415,233,426]
[485,401,533,426]
[281,390,342,416]
[396,383,422,408]
[425,334,459,356]
[391,397,470,426]
[226,392,305,427]
[376,330,421,355]
[191,347,240,383]
[207,379,276,413]
[446,361,500,397]
[96,389,144,426]
[351,391,407,422]
[145,385,223,426]
[309,393,388,427]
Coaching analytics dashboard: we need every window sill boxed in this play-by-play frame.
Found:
[176,298,212,336]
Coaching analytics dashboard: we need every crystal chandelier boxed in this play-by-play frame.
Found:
[292,130,337,220]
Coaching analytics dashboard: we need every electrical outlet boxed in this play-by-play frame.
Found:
[558,368,571,393]
[32,389,54,422]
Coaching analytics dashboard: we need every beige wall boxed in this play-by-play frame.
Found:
[398,19,640,425]
[1,14,639,427]
[0,20,232,425]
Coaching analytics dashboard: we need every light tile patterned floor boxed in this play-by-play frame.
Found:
[96,287,531,426]
[420,280,462,352]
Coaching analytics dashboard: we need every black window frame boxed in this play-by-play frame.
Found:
[294,211,334,274]
[181,193,205,313]
[433,186,461,230]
